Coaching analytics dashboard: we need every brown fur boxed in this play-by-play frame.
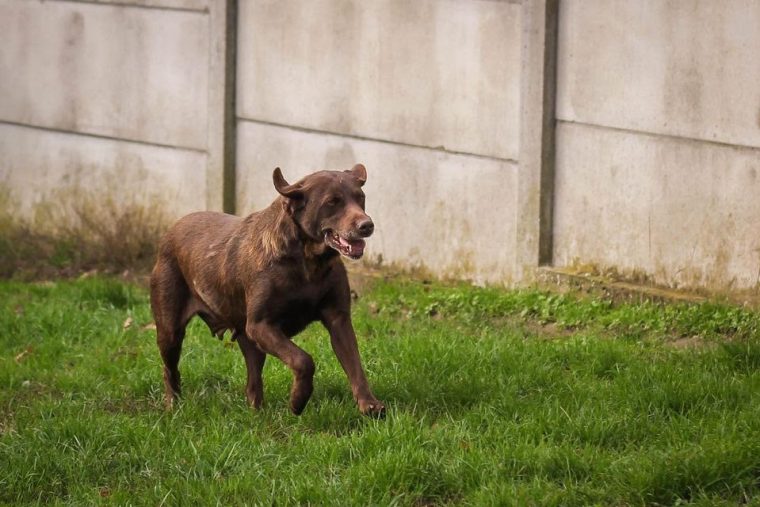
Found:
[258,203,297,264]
[149,164,384,416]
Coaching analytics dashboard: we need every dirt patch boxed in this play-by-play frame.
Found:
[540,264,760,310]
[664,335,718,351]
[539,266,708,305]
[521,319,577,340]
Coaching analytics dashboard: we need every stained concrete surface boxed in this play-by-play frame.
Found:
[557,0,760,149]
[0,123,207,219]
[554,122,760,292]
[2,0,759,295]
[0,0,209,150]
[237,0,522,161]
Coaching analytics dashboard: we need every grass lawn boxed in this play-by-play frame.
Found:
[1,274,760,506]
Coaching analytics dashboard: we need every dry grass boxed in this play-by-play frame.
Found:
[0,185,168,279]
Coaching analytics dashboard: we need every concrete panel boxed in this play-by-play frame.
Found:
[237,0,521,161]
[557,0,760,149]
[236,121,518,284]
[553,122,760,291]
[91,0,208,10]
[0,0,209,150]
[0,124,207,220]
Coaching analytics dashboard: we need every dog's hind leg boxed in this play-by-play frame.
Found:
[236,331,267,409]
[157,326,185,409]
[150,258,190,409]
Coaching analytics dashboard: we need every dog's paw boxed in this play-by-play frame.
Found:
[163,395,179,411]
[358,399,386,418]
[289,380,314,416]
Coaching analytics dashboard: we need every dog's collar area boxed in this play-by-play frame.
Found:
[324,231,365,260]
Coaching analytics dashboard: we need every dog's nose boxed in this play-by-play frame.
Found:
[357,218,374,237]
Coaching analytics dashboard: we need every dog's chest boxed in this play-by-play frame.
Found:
[273,283,327,336]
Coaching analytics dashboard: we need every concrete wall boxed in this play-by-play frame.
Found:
[235,0,523,284]
[554,0,760,291]
[2,0,759,293]
[0,0,229,217]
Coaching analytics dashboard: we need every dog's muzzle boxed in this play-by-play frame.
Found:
[325,231,366,259]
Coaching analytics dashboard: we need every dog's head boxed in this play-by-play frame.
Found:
[273,164,373,260]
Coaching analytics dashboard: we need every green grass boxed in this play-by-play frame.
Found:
[1,276,760,506]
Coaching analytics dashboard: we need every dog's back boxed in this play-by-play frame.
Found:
[157,211,240,273]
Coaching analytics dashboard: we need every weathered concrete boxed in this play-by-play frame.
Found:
[236,120,518,285]
[3,0,759,296]
[237,0,522,161]
[553,0,760,293]
[553,122,760,291]
[557,0,760,149]
[205,0,237,212]
[0,0,209,150]
[0,124,207,219]
[516,0,558,281]
[92,0,208,10]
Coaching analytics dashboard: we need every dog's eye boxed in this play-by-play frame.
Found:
[326,196,342,207]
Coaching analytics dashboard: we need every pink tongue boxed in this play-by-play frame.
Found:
[351,239,365,254]
[338,236,365,254]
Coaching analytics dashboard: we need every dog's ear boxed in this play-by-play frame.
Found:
[273,168,305,215]
[272,167,304,200]
[345,164,367,186]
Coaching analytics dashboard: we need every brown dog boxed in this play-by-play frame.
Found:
[149,164,384,416]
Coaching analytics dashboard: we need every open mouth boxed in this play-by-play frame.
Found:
[325,231,366,260]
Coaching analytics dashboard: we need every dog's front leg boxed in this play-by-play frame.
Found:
[246,320,315,415]
[322,309,385,417]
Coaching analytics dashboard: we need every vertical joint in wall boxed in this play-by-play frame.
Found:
[516,0,560,281]
[538,0,559,266]
[222,0,238,214]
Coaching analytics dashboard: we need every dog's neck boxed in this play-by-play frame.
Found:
[284,214,338,281]
[291,215,339,267]
[302,238,338,261]
[255,199,338,265]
